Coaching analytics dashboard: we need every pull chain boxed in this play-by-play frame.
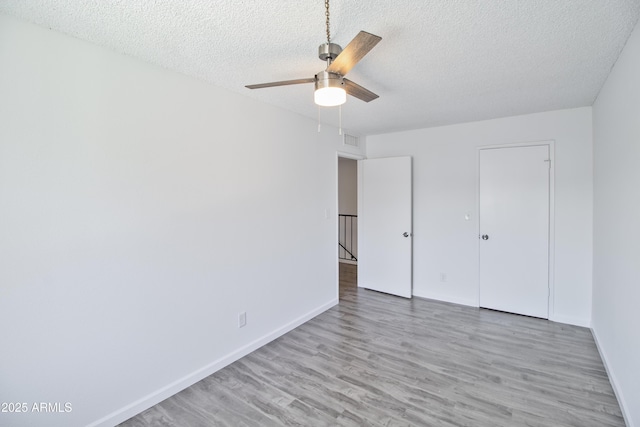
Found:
[338,105,342,135]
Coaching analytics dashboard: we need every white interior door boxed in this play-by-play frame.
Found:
[358,156,412,298]
[479,145,550,318]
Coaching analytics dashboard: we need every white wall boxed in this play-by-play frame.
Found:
[0,14,363,427]
[592,19,640,427]
[367,107,593,326]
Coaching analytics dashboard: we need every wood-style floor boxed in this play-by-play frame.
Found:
[120,264,624,426]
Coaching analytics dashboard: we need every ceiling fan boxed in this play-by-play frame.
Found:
[245,0,382,107]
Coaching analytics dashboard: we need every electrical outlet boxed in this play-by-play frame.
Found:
[440,273,447,282]
[238,312,247,328]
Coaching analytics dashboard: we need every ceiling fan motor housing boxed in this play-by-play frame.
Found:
[315,70,344,89]
[319,43,342,62]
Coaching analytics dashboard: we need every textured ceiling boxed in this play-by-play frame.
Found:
[1,1,639,135]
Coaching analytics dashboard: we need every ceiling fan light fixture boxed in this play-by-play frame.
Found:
[315,86,346,107]
[314,71,346,107]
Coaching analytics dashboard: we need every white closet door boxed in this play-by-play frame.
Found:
[479,145,550,318]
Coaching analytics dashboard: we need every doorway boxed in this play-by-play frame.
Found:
[478,143,554,318]
[338,157,358,266]
[337,154,361,295]
[337,154,414,299]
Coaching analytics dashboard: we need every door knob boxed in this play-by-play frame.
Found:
[403,232,410,237]
[481,234,489,240]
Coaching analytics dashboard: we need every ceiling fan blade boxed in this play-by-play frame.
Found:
[344,79,379,102]
[245,78,315,89]
[327,31,382,76]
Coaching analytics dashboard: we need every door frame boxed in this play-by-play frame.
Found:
[336,151,365,296]
[476,140,555,319]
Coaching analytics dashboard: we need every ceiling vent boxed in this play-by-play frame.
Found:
[343,133,359,147]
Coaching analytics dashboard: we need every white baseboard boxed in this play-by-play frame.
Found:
[414,291,592,328]
[591,327,634,427]
[88,298,339,427]
[549,313,590,327]
[412,289,478,308]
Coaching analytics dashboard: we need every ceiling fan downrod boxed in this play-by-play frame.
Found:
[320,0,342,67]
[325,0,331,44]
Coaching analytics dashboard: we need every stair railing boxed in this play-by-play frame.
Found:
[338,214,357,262]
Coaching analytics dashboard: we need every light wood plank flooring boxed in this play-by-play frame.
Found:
[120,263,624,426]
